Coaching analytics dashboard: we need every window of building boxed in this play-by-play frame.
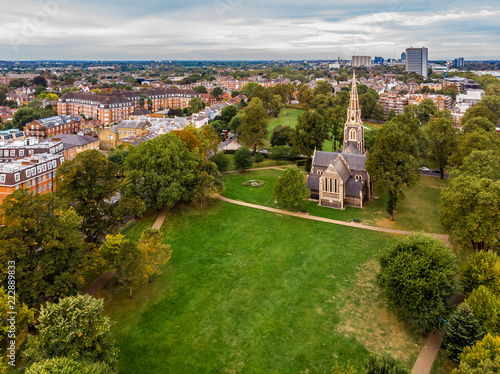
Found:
[26,169,31,177]
[3,150,8,156]
[118,129,122,135]
[26,180,30,187]
[43,184,46,191]
[349,129,356,141]
[0,175,5,183]
[38,186,42,193]
[48,181,52,189]
[10,150,15,156]
[37,166,41,173]
[109,135,113,140]
[14,173,20,182]
[19,150,24,156]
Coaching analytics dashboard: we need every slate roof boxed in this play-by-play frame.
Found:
[346,180,363,196]
[343,143,362,155]
[307,173,320,190]
[130,109,151,116]
[116,120,150,129]
[332,157,351,182]
[55,134,98,148]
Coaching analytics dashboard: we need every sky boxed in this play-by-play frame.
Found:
[1,0,499,61]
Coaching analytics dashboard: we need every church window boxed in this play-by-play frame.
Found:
[334,179,338,193]
[349,129,357,141]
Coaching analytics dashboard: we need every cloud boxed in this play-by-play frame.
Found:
[0,0,498,60]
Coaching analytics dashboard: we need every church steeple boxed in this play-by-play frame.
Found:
[343,70,365,153]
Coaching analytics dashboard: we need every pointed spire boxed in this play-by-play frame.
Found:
[346,70,362,124]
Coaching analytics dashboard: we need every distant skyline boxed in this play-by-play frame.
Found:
[1,0,499,61]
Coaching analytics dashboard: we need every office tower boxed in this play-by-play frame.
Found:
[406,47,428,78]
[453,57,465,67]
[401,52,406,61]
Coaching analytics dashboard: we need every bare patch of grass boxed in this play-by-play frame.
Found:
[336,260,425,366]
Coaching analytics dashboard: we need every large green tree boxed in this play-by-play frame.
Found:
[273,166,310,209]
[190,160,225,208]
[366,116,421,220]
[0,190,87,308]
[240,98,268,154]
[466,286,500,335]
[24,295,118,369]
[290,110,328,157]
[461,103,499,126]
[376,234,457,333]
[124,134,203,209]
[451,129,500,167]
[461,251,500,297]
[455,334,500,374]
[56,150,122,244]
[425,117,458,179]
[440,175,500,250]
[270,124,292,146]
[233,146,253,171]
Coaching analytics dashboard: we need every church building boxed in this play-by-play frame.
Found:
[307,71,372,209]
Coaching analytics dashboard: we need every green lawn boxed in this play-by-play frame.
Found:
[266,108,304,136]
[104,201,423,373]
[223,169,448,234]
[223,153,295,171]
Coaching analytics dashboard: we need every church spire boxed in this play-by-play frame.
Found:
[343,70,365,153]
[346,70,362,124]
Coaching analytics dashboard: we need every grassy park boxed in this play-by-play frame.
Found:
[222,169,448,234]
[104,201,426,373]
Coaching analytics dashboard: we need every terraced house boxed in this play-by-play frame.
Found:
[57,88,201,124]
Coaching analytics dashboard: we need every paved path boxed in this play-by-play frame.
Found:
[224,164,297,174]
[85,271,116,297]
[153,205,172,230]
[216,196,451,244]
[411,294,463,374]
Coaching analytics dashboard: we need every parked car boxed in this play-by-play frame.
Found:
[420,167,430,172]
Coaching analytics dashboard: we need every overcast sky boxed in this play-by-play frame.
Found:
[1,0,499,61]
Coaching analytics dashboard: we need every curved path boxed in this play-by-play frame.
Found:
[216,196,450,244]
[224,165,297,174]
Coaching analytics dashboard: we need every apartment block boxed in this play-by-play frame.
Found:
[0,138,64,163]
[379,93,409,115]
[406,47,428,78]
[24,115,83,140]
[352,56,372,67]
[408,94,453,111]
[0,153,65,205]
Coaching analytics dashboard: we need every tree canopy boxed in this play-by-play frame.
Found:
[273,166,310,209]
[240,98,268,154]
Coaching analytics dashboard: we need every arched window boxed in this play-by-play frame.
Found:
[349,129,357,141]
[334,179,338,193]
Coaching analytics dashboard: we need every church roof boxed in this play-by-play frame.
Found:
[332,157,351,182]
[312,150,367,172]
[343,143,362,155]
[307,173,320,190]
[346,179,363,196]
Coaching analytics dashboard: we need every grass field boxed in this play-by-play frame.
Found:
[222,169,448,234]
[105,201,425,373]
[223,153,295,171]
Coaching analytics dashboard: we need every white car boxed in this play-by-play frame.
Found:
[420,167,430,172]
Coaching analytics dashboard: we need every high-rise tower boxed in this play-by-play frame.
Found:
[343,71,365,153]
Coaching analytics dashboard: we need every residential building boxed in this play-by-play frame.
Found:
[352,56,372,67]
[0,138,63,163]
[408,94,453,111]
[0,153,65,205]
[406,47,428,78]
[57,88,201,125]
[443,77,481,93]
[0,129,25,143]
[98,119,152,150]
[307,71,372,209]
[52,134,100,160]
[379,93,409,115]
[24,115,83,140]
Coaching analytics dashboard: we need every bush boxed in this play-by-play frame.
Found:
[233,147,253,171]
[376,234,457,333]
[364,352,410,374]
[455,333,500,373]
[209,152,230,172]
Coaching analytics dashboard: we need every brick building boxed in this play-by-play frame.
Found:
[57,88,201,125]
[0,153,64,205]
[0,138,64,163]
[24,115,83,140]
[408,94,453,111]
[379,93,409,115]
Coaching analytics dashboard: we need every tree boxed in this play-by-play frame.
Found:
[300,89,315,111]
[198,124,221,156]
[466,286,500,335]
[233,147,253,171]
[193,86,208,94]
[229,114,243,134]
[325,105,346,151]
[211,87,224,99]
[209,152,230,172]
[0,190,87,308]
[124,134,203,210]
[363,352,410,374]
[24,295,118,369]
[11,106,41,128]
[359,92,377,119]
[452,151,500,181]
[240,98,268,154]
[172,128,204,155]
[455,334,500,374]
[271,95,283,117]
[440,175,500,250]
[443,303,484,362]
[425,117,458,179]
[376,234,457,333]
[188,97,205,114]
[137,94,149,109]
[270,124,292,146]
[364,129,378,151]
[386,109,396,121]
[461,251,500,297]
[0,286,35,347]
[138,229,172,282]
[190,161,225,208]
[270,145,286,164]
[481,95,500,118]
[220,105,238,125]
[371,103,385,123]
[462,103,499,126]
[107,148,129,166]
[26,357,113,374]
[273,166,310,209]
[366,117,421,220]
[56,150,122,244]
[451,129,500,167]
[290,110,328,157]
[254,153,265,165]
[314,81,333,96]
[462,117,497,134]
